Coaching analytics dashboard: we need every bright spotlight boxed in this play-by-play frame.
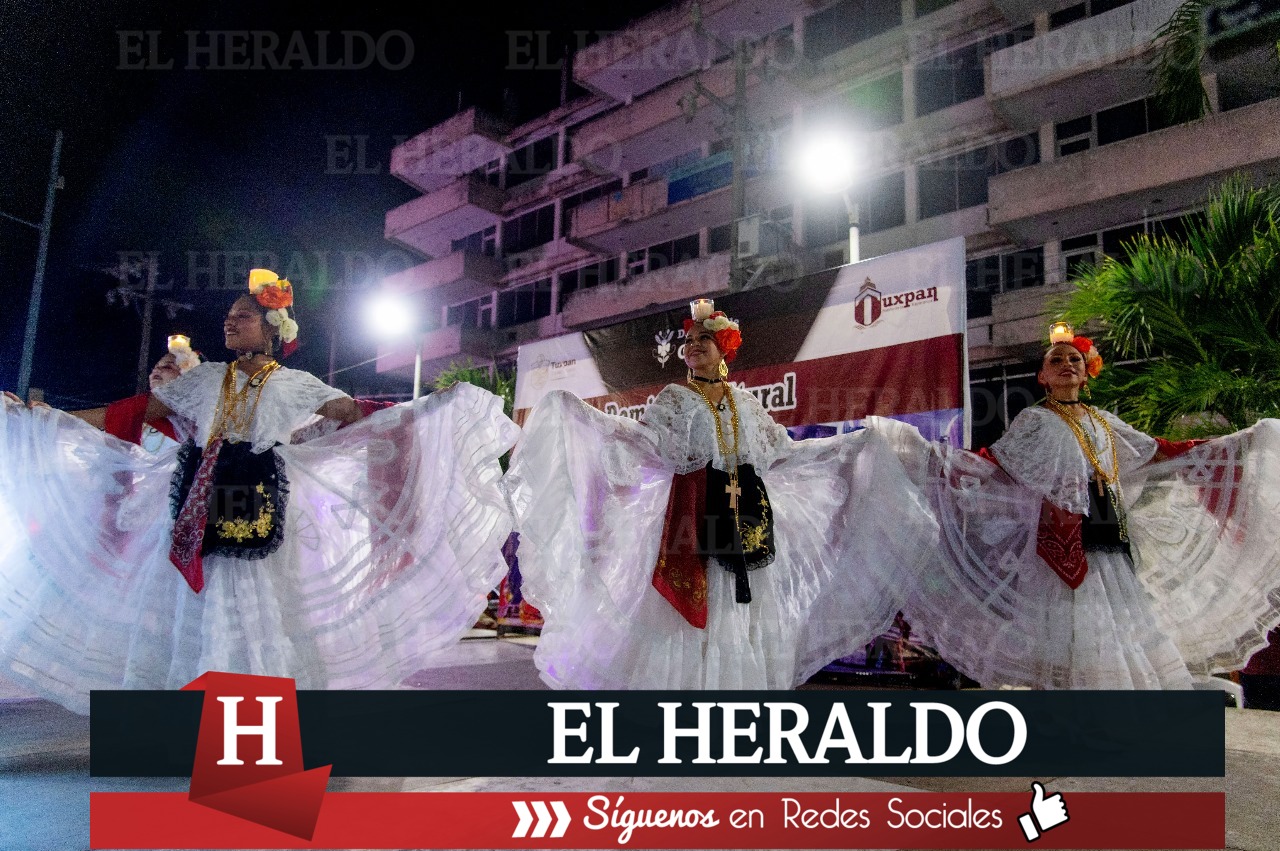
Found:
[795,134,856,194]
[366,292,416,339]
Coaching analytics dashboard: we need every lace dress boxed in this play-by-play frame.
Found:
[0,366,517,713]
[871,408,1280,689]
[504,384,937,689]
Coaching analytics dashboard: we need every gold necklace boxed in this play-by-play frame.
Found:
[210,360,280,445]
[686,377,743,531]
[1044,397,1128,541]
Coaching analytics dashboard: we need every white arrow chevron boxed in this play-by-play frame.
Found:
[512,801,534,838]
[550,801,571,838]
[511,800,571,839]
[530,800,553,837]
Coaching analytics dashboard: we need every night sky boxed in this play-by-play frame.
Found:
[1,0,663,406]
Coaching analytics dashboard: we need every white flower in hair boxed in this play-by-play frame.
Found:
[705,315,738,332]
[265,309,285,327]
[279,316,299,343]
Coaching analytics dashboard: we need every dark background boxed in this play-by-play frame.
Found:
[1,0,662,406]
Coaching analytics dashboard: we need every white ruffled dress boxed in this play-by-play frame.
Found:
[873,408,1280,689]
[504,384,938,690]
[0,366,517,713]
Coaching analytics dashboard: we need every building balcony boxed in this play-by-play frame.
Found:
[573,0,807,102]
[571,32,799,177]
[384,175,505,259]
[988,96,1280,244]
[382,251,503,307]
[375,323,496,381]
[987,0,1181,129]
[560,251,731,329]
[390,108,512,194]
[569,155,789,253]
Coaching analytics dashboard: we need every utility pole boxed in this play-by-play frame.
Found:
[13,130,63,401]
[682,6,798,292]
[105,254,192,391]
[728,40,749,292]
[134,255,159,394]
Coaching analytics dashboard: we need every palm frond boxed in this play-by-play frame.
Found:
[1152,0,1210,124]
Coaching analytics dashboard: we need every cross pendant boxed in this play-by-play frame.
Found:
[726,477,742,511]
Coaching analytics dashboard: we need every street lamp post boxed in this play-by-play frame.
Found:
[412,335,423,401]
[796,132,863,265]
[842,191,860,265]
[366,291,423,400]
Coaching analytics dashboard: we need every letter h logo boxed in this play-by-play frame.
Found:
[182,672,330,839]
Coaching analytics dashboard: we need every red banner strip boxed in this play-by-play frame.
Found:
[92,790,1223,849]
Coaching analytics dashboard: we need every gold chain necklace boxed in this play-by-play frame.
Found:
[210,360,280,445]
[686,377,743,531]
[1044,396,1128,541]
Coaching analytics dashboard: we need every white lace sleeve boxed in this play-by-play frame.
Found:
[734,388,793,469]
[285,368,349,418]
[1099,409,1158,473]
[247,368,348,450]
[991,406,1092,514]
[151,361,223,422]
[639,385,713,473]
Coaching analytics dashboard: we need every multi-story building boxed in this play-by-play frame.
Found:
[378,0,1280,445]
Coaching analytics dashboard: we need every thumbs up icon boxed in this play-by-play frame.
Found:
[1017,781,1069,842]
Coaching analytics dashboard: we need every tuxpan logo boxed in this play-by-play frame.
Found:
[653,329,676,367]
[530,355,577,390]
[853,277,939,329]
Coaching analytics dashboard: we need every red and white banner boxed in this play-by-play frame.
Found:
[514,237,969,444]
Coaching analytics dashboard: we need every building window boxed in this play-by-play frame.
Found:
[496,278,552,327]
[803,0,902,62]
[470,158,501,188]
[808,71,903,131]
[1055,97,1177,157]
[557,258,621,309]
[918,135,1039,220]
[1049,0,1138,30]
[1062,211,1203,277]
[627,233,700,276]
[450,224,497,257]
[446,298,481,327]
[501,204,555,254]
[709,223,733,253]
[504,136,559,189]
[915,26,1035,117]
[560,179,622,233]
[965,247,1045,319]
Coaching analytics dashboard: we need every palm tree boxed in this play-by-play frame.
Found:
[432,359,517,466]
[1152,0,1211,124]
[1057,176,1280,438]
[432,360,515,419]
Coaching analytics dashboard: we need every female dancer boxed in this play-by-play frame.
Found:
[878,328,1280,689]
[505,299,936,689]
[0,270,517,712]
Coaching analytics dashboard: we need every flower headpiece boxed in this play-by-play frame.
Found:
[248,268,299,357]
[167,335,202,373]
[683,298,743,363]
[1048,322,1103,378]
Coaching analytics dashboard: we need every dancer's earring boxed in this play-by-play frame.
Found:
[717,360,729,380]
[687,368,694,383]
[1082,381,1092,399]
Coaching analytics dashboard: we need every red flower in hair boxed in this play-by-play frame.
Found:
[683,314,743,363]
[1071,335,1104,378]
[255,282,293,310]
[716,328,742,362]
